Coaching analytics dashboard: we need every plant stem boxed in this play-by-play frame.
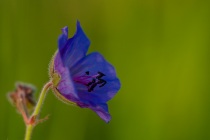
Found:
[24,124,33,140]
[24,81,52,140]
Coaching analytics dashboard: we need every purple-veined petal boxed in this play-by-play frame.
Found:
[59,21,90,68]
[53,52,78,99]
[78,103,111,123]
[58,26,68,51]
[92,103,111,123]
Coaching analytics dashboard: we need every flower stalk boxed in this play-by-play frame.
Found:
[24,81,52,140]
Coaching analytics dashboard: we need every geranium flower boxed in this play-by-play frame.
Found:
[50,21,121,123]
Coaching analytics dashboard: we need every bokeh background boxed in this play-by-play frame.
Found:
[0,0,210,140]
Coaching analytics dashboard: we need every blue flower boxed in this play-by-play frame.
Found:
[50,21,121,123]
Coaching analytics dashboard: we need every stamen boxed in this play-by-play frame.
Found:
[74,71,107,92]
[85,71,90,75]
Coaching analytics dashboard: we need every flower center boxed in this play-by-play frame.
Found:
[73,71,107,92]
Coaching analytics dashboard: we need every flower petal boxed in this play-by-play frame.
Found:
[53,52,78,100]
[90,103,111,123]
[59,21,90,68]
[58,26,68,51]
[71,52,121,103]
[78,103,111,123]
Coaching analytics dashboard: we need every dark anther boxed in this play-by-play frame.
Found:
[85,71,90,75]
[97,79,107,87]
[96,72,106,87]
[88,83,97,92]
[87,79,96,86]
[86,71,107,92]
[97,72,105,78]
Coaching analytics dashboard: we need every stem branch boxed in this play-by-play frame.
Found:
[24,81,52,140]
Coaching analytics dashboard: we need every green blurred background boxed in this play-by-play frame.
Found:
[0,0,210,140]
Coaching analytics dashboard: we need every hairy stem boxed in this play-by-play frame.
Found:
[24,124,33,140]
[24,81,52,140]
